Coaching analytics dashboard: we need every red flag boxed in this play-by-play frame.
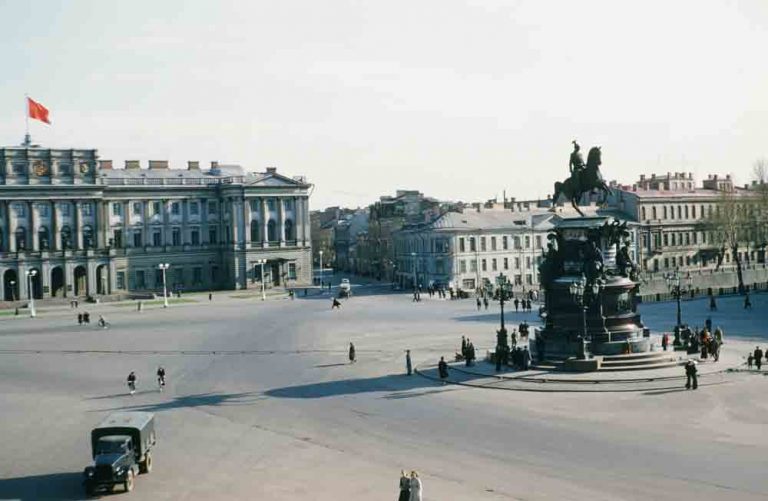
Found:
[27,97,51,124]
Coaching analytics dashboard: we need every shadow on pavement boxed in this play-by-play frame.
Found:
[93,391,265,413]
[265,373,440,399]
[0,471,83,500]
[454,312,541,324]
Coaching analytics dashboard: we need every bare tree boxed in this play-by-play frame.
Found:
[752,158,768,263]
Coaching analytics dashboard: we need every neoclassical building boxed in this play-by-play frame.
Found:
[0,144,312,301]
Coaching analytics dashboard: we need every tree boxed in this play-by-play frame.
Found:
[752,158,768,263]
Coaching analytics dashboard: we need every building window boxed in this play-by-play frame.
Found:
[208,201,217,214]
[514,236,521,249]
[514,274,522,285]
[189,202,199,215]
[113,229,123,248]
[481,237,486,252]
[462,279,475,290]
[153,230,162,247]
[116,271,125,289]
[502,236,508,250]
[481,259,487,271]
[133,230,143,247]
[82,203,93,217]
[459,238,465,252]
[13,163,24,174]
[663,233,668,247]
[38,227,49,250]
[515,257,520,269]
[38,204,49,217]
[284,219,294,241]
[503,257,509,270]
[677,206,682,219]
[671,233,676,246]
[693,232,698,244]
[267,220,277,241]
[153,201,161,215]
[641,207,646,220]
[288,263,297,280]
[684,205,689,219]
[59,164,71,175]
[460,260,467,273]
[250,199,260,212]
[82,226,94,248]
[525,236,531,248]
[14,203,25,217]
[191,229,200,245]
[490,237,496,251]
[492,258,497,271]
[250,220,259,242]
[133,202,142,215]
[526,256,532,269]
[209,227,218,244]
[662,206,667,219]
[526,274,533,285]
[172,227,181,246]
[469,237,476,252]
[535,236,542,249]
[652,207,657,219]
[171,202,180,215]
[136,270,146,289]
[267,199,275,211]
[112,203,122,216]
[193,267,203,285]
[470,260,477,272]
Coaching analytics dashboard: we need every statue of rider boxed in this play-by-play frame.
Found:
[569,140,586,190]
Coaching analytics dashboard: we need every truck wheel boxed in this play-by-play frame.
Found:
[139,451,152,474]
[124,470,134,492]
[84,482,95,497]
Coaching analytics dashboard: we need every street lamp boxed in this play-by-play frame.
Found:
[569,274,602,359]
[496,273,512,332]
[255,259,267,301]
[25,269,37,318]
[158,263,170,308]
[664,269,690,347]
[410,251,417,290]
[318,250,324,290]
[9,280,16,302]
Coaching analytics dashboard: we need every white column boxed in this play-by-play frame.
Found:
[142,200,149,248]
[162,199,170,245]
[52,201,59,250]
[261,198,269,247]
[244,198,252,246]
[303,197,311,244]
[75,201,83,249]
[30,201,38,251]
[123,201,130,247]
[278,197,286,247]
[8,202,17,252]
[181,199,189,245]
[201,199,209,244]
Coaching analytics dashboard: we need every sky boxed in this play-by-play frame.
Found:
[1,0,767,209]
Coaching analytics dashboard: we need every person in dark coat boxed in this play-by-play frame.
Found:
[709,295,717,311]
[438,356,448,382]
[522,347,532,370]
[747,353,754,369]
[83,312,90,324]
[685,360,698,390]
[331,297,342,310]
[467,342,476,366]
[705,317,712,333]
[461,336,467,359]
[514,298,519,312]
[405,350,412,376]
[710,338,720,362]
[661,333,669,351]
[754,346,763,370]
[77,313,83,325]
[348,342,356,363]
[476,297,482,311]
[744,293,752,310]
[399,470,411,501]
[483,297,489,310]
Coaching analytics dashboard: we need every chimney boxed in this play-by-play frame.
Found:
[211,161,219,169]
[187,161,200,170]
[125,160,141,170]
[148,160,169,170]
[726,174,731,180]
[639,174,645,181]
[98,160,113,170]
[651,173,656,179]
[266,167,277,174]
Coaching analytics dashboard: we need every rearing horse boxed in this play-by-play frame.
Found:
[552,146,611,216]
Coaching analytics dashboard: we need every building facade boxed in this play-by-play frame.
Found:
[0,145,312,301]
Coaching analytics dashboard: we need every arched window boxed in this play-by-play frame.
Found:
[284,219,294,241]
[60,225,72,249]
[38,227,50,250]
[250,220,260,242]
[15,227,27,250]
[267,220,277,242]
[82,225,94,249]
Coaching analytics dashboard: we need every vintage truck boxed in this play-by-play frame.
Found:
[83,412,156,495]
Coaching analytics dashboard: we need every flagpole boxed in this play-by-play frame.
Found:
[24,94,30,147]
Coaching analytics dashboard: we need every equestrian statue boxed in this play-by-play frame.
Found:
[552,140,611,216]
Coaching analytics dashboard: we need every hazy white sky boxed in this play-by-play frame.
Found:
[1,0,767,209]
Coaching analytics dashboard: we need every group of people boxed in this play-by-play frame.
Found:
[459,336,476,366]
[126,367,166,395]
[398,470,423,501]
[513,298,533,313]
[747,346,764,370]
[76,312,110,328]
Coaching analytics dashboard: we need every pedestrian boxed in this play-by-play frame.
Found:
[409,471,423,501]
[754,346,763,370]
[476,297,481,311]
[331,297,342,310]
[514,298,519,312]
[661,333,669,351]
[405,350,412,376]
[438,356,448,382]
[747,353,754,369]
[413,290,419,302]
[468,342,476,366]
[483,297,489,310]
[83,312,90,324]
[744,293,752,310]
[522,346,532,370]
[705,317,712,333]
[77,313,83,325]
[328,282,332,292]
[208,293,213,301]
[127,371,137,395]
[98,315,108,328]
[709,295,717,311]
[461,336,467,359]
[714,326,723,345]
[710,338,720,362]
[398,470,411,501]
[349,342,356,363]
[685,360,698,390]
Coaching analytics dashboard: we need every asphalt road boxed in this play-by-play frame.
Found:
[1,284,767,500]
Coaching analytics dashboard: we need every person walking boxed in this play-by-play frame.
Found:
[744,293,752,310]
[77,313,83,325]
[514,297,519,312]
[754,346,763,370]
[661,333,669,351]
[709,295,717,311]
[483,296,489,310]
[127,371,137,395]
[461,336,467,359]
[348,342,356,364]
[398,471,411,501]
[710,338,720,362]
[685,360,698,390]
[747,353,754,369]
[714,326,723,345]
[476,297,481,311]
[208,293,213,301]
[98,315,109,329]
[409,471,422,501]
[83,312,90,324]
[438,356,448,382]
[331,297,342,310]
[467,342,476,366]
[405,350,412,376]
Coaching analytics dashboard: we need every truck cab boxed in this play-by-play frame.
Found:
[339,278,352,298]
[83,412,156,496]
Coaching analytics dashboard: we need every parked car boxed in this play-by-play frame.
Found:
[83,412,156,496]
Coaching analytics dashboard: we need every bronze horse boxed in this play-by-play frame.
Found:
[552,146,611,216]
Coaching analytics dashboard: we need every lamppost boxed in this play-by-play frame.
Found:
[9,280,16,302]
[569,274,602,359]
[664,269,690,347]
[318,250,324,289]
[158,263,170,308]
[255,259,267,301]
[410,251,417,289]
[496,273,512,332]
[26,269,37,318]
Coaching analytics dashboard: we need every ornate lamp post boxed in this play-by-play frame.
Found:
[9,280,16,302]
[255,259,267,301]
[664,269,690,347]
[569,274,602,359]
[26,269,38,318]
[496,273,512,332]
[158,263,170,308]
[410,251,417,289]
[318,250,324,289]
